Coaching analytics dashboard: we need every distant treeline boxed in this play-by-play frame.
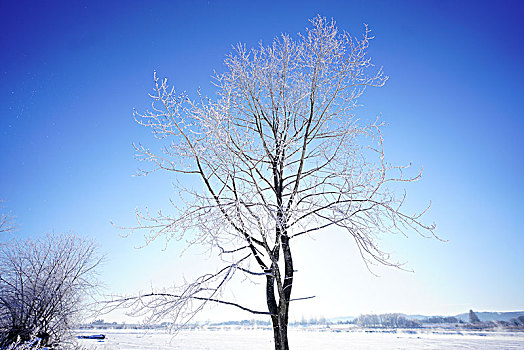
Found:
[421,316,461,324]
[82,313,524,330]
[489,316,524,328]
[212,319,271,326]
[356,314,420,328]
[354,311,524,330]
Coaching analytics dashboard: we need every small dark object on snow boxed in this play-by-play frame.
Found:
[78,334,105,340]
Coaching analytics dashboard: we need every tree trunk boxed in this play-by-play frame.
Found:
[279,234,293,350]
[270,315,282,350]
[270,312,289,350]
[266,235,293,350]
[267,273,290,350]
[269,153,293,350]
[266,270,283,350]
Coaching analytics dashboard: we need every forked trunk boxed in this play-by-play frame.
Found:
[267,235,293,350]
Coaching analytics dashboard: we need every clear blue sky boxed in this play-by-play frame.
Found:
[1,0,523,321]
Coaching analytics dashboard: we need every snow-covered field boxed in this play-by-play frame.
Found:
[76,328,524,349]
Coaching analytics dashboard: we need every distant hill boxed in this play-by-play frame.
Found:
[401,314,428,321]
[330,316,356,322]
[454,311,524,322]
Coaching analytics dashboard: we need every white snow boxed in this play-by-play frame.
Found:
[76,328,524,349]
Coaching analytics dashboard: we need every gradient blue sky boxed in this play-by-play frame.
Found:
[1,0,523,321]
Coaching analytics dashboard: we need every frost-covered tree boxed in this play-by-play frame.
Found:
[0,233,101,347]
[118,16,436,350]
[469,309,481,324]
[0,203,15,235]
[356,313,420,328]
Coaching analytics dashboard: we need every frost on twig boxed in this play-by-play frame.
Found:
[0,202,16,236]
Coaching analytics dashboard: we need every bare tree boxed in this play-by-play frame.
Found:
[469,309,481,324]
[0,202,16,235]
[117,16,436,350]
[0,233,102,347]
[356,313,420,328]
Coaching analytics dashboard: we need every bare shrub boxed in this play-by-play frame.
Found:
[0,233,102,348]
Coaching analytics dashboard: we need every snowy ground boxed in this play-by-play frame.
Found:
[76,328,524,349]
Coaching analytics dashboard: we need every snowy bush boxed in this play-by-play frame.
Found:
[0,234,101,348]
